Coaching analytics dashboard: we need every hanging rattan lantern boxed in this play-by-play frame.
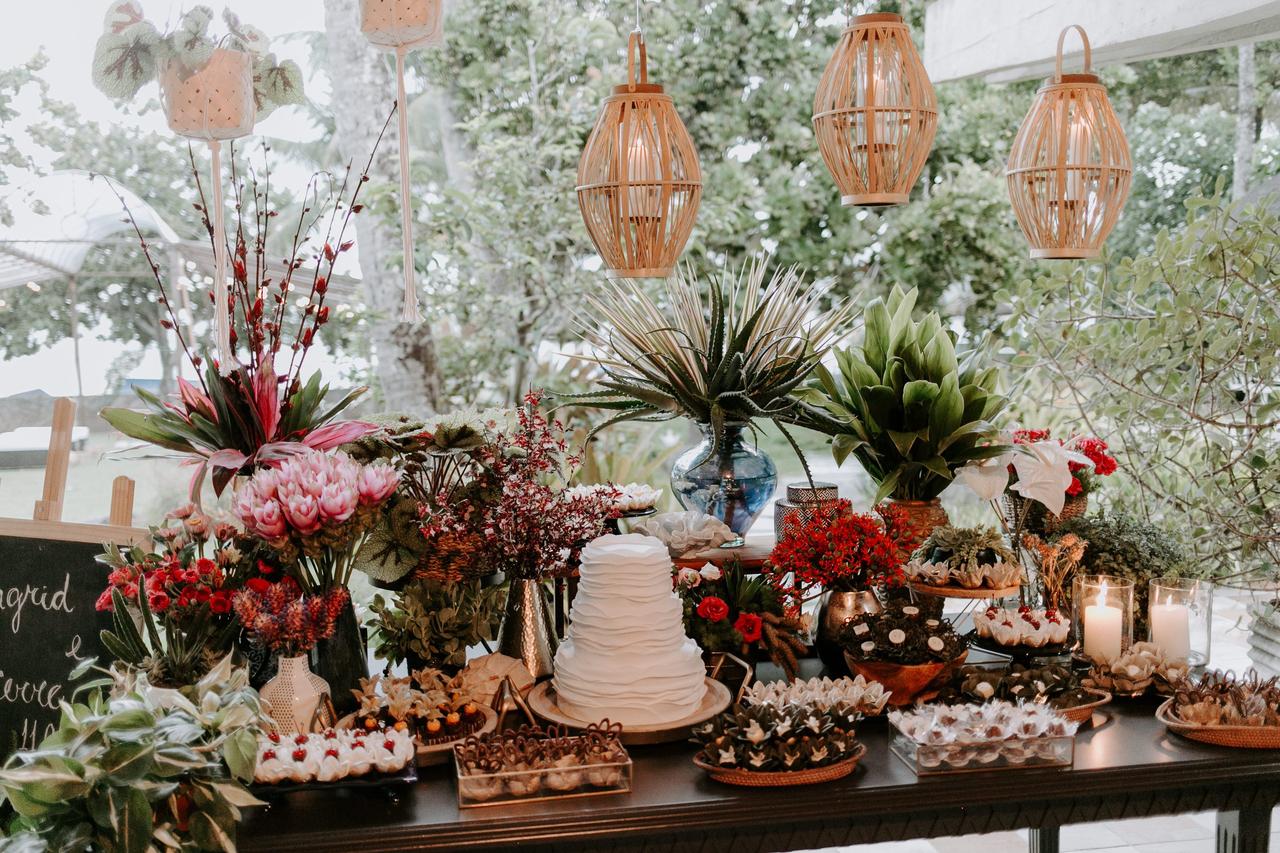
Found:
[813,12,937,207]
[577,31,701,279]
[1006,26,1132,259]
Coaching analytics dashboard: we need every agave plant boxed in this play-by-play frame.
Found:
[564,258,850,467]
[799,285,1008,502]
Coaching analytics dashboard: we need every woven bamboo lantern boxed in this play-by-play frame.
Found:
[577,31,701,279]
[1006,26,1132,259]
[813,13,936,207]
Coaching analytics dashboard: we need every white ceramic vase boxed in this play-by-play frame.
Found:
[260,654,331,735]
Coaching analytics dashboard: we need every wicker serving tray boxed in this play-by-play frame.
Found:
[1057,688,1112,724]
[909,581,1021,600]
[1156,699,1280,749]
[693,742,866,787]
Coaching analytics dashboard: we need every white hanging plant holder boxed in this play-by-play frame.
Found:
[160,47,256,141]
[359,0,446,323]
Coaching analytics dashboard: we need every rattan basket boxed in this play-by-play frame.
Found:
[1057,688,1111,724]
[693,743,866,787]
[1157,699,1280,749]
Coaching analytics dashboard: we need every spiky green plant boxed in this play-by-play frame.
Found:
[798,285,1009,502]
[563,258,851,470]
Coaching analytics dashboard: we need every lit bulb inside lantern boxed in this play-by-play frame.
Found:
[623,130,661,220]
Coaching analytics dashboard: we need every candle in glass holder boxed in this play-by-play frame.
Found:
[1150,594,1192,661]
[1083,579,1122,662]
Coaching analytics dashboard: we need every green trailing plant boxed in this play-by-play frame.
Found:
[369,579,504,672]
[1052,513,1189,633]
[0,656,265,852]
[92,3,304,115]
[798,285,1009,503]
[562,257,851,475]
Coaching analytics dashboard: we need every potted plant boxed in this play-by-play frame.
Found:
[369,577,505,675]
[838,601,968,706]
[674,562,807,680]
[1003,429,1118,533]
[98,146,378,497]
[766,500,908,674]
[92,3,304,135]
[563,257,850,544]
[798,285,1008,549]
[230,448,398,715]
[419,391,614,678]
[96,504,253,688]
[0,656,265,851]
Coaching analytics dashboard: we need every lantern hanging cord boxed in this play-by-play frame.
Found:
[634,0,643,33]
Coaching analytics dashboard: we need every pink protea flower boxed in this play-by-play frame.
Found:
[281,493,322,535]
[356,463,399,505]
[318,481,358,523]
[250,500,288,540]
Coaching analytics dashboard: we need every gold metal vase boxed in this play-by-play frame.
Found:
[498,578,558,680]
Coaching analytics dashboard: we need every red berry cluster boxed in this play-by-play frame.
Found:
[232,577,349,657]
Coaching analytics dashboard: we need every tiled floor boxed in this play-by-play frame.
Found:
[798,810,1280,852]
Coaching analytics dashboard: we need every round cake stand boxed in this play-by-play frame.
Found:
[908,581,1022,600]
[527,678,731,746]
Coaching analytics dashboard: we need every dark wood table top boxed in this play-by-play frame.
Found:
[239,699,1280,853]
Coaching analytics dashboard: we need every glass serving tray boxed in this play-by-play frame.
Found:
[889,723,1074,776]
[454,753,632,808]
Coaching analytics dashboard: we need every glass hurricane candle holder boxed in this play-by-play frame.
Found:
[1148,577,1212,666]
[1072,575,1133,663]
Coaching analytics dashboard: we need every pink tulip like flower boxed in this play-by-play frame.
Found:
[281,493,322,535]
[357,464,399,505]
[251,500,288,540]
[319,482,358,523]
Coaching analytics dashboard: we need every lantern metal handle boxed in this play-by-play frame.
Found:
[626,30,649,91]
[1054,25,1092,82]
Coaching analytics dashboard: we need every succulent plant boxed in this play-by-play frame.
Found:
[908,525,1021,589]
[798,285,1009,502]
[691,702,863,771]
[839,601,967,665]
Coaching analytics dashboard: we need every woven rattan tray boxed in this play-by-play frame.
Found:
[1157,699,1280,749]
[1057,688,1112,724]
[693,742,866,787]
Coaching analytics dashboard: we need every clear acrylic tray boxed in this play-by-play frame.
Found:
[889,724,1074,775]
[454,753,632,807]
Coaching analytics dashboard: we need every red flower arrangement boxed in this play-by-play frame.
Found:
[232,576,349,658]
[1011,429,1118,498]
[696,596,730,622]
[418,391,613,580]
[767,500,905,602]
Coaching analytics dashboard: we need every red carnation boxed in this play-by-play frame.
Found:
[246,577,272,594]
[148,592,171,613]
[734,612,763,644]
[209,592,232,615]
[696,596,730,622]
[1066,476,1083,497]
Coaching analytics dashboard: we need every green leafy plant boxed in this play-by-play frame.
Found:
[799,284,1009,502]
[1053,513,1189,633]
[92,3,304,115]
[563,257,850,472]
[369,579,504,672]
[0,656,265,852]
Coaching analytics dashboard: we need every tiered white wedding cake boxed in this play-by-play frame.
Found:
[553,534,706,726]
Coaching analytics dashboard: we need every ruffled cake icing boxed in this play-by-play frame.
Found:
[553,534,706,726]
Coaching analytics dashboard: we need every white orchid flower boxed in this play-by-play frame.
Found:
[954,451,1015,501]
[1010,440,1093,516]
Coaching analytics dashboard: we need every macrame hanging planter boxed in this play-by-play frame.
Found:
[1006,25,1133,259]
[360,0,445,322]
[576,29,702,279]
[160,46,256,370]
[813,12,937,207]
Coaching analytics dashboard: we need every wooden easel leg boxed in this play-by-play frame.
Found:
[1218,806,1272,853]
[1028,826,1060,853]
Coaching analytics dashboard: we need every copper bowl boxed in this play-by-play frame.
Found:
[843,651,968,707]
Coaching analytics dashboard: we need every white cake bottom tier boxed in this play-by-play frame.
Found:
[555,689,705,727]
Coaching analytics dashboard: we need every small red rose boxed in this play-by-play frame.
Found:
[734,612,763,644]
[695,596,730,622]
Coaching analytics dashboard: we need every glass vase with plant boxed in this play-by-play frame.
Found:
[95,504,252,687]
[798,285,1008,547]
[563,257,850,541]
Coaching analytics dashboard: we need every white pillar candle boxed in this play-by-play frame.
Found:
[1083,581,1122,662]
[1150,601,1191,661]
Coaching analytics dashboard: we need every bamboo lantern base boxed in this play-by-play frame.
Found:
[1006,27,1132,259]
[577,32,702,279]
[842,192,908,206]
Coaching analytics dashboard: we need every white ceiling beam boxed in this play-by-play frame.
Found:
[924,0,1280,83]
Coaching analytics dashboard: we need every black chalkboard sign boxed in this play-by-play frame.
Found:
[0,519,146,757]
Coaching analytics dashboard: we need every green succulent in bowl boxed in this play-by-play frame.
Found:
[798,285,1009,502]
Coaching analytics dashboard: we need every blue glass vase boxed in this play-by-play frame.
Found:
[670,423,777,546]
